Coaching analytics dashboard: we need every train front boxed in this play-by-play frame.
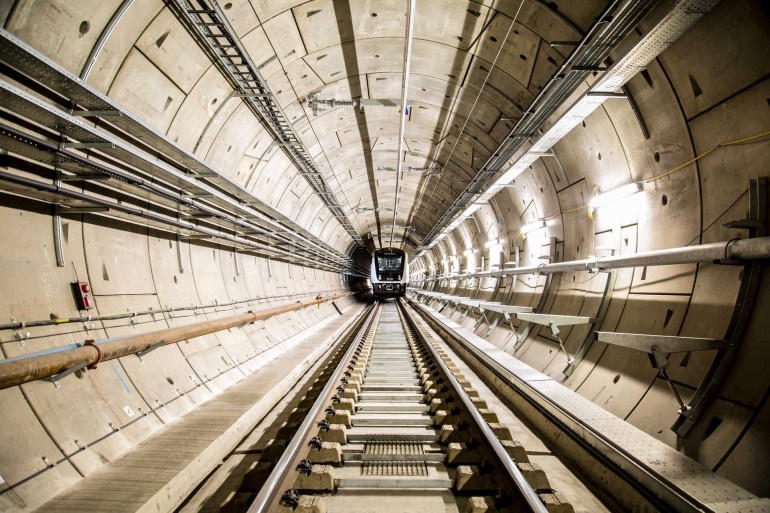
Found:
[370,248,407,298]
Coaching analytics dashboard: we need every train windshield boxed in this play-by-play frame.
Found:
[376,253,403,272]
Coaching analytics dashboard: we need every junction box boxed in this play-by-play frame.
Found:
[71,281,95,310]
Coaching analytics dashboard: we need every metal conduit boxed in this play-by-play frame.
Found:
[0,168,345,273]
[417,237,770,282]
[390,0,416,247]
[0,293,351,390]
[416,0,657,250]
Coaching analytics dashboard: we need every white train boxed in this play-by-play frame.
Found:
[370,247,409,298]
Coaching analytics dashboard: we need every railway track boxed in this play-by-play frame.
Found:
[231,301,569,513]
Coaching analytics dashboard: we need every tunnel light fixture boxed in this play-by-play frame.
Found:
[519,220,546,236]
[588,182,642,208]
[485,236,506,249]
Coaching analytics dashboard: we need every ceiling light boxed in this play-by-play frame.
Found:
[519,220,546,235]
[588,182,642,208]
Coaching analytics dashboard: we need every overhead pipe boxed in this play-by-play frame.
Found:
[0,289,347,332]
[0,292,352,390]
[389,0,416,248]
[0,167,345,274]
[418,237,770,282]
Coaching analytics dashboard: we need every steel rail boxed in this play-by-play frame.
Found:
[0,293,351,390]
[399,300,548,513]
[416,237,770,283]
[247,303,379,513]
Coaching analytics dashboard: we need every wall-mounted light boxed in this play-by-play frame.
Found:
[484,236,506,249]
[519,220,546,236]
[588,182,642,208]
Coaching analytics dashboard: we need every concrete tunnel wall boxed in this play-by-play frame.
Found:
[410,0,770,499]
[0,0,768,510]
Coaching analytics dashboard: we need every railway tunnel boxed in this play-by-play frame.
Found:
[0,0,769,511]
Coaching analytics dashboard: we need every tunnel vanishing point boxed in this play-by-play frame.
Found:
[0,0,769,512]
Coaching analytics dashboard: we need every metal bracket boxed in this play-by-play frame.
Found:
[46,359,89,388]
[485,313,502,336]
[649,346,690,414]
[60,142,115,149]
[473,310,490,330]
[71,110,121,117]
[136,341,165,360]
[672,177,768,436]
[515,237,557,350]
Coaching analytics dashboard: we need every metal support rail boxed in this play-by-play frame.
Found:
[0,29,361,273]
[0,292,351,390]
[0,166,344,274]
[399,301,548,513]
[248,303,379,513]
[0,288,347,333]
[416,236,770,282]
[168,0,363,247]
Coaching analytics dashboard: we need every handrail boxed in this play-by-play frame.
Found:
[0,293,352,390]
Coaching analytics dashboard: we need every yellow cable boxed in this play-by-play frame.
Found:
[549,130,770,217]
[561,204,587,213]
[642,129,770,183]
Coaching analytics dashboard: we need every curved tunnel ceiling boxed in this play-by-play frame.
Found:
[1,0,643,259]
[1,0,770,508]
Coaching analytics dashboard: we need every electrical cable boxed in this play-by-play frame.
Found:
[411,1,526,236]
[641,130,770,183]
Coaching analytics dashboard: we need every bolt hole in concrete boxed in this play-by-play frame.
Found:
[519,54,527,60]
[79,20,89,35]
[661,194,668,206]
[371,12,377,17]
[490,36,497,42]
[224,2,232,9]
[597,151,602,160]
[167,377,174,385]
[613,374,620,383]
[173,275,178,284]
[654,151,660,162]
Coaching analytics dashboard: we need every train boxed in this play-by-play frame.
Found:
[370,247,409,299]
